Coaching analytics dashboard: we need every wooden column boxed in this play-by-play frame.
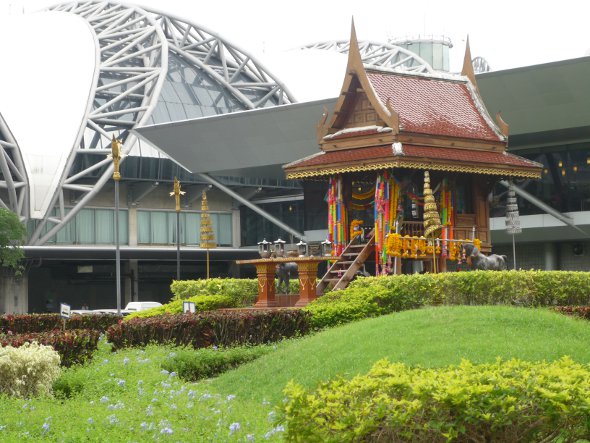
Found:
[295,260,320,307]
[253,262,278,308]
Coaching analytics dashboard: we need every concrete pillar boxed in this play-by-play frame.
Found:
[544,242,559,270]
[0,269,28,314]
[129,259,139,302]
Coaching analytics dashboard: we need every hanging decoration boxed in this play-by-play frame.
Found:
[505,186,521,269]
[374,171,399,274]
[328,175,347,256]
[350,219,364,242]
[439,178,454,258]
[423,171,443,239]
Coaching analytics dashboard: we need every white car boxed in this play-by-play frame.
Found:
[92,301,162,315]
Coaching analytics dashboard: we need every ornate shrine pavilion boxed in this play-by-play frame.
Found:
[284,25,542,284]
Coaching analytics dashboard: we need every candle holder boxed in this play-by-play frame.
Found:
[320,238,333,256]
[258,239,272,258]
[273,238,286,257]
[296,239,308,257]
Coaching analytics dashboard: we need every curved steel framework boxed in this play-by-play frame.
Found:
[302,40,434,73]
[12,0,294,245]
[0,112,28,220]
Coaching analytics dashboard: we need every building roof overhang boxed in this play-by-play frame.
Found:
[284,144,542,180]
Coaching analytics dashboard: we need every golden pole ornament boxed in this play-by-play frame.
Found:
[199,190,217,278]
[422,171,442,239]
[111,135,122,181]
[169,177,186,212]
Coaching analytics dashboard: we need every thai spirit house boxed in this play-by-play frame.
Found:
[284,25,541,291]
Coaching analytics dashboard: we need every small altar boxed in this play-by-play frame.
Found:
[236,256,338,308]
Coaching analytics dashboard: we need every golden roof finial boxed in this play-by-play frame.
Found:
[169,177,186,212]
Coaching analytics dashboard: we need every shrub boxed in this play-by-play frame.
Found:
[306,270,590,329]
[125,294,236,321]
[107,309,311,350]
[0,313,120,334]
[281,356,590,442]
[161,344,273,381]
[553,305,590,320]
[171,277,299,305]
[0,342,61,398]
[171,278,259,305]
[0,329,101,367]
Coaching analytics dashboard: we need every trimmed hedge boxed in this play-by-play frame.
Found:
[171,277,299,304]
[0,329,101,367]
[0,313,120,334]
[161,345,273,381]
[306,270,590,328]
[107,309,311,350]
[554,305,590,320]
[282,357,590,442]
[125,294,236,320]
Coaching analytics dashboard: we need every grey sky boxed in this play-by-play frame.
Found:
[3,0,590,72]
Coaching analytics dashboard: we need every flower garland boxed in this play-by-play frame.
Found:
[328,175,347,256]
[374,171,399,274]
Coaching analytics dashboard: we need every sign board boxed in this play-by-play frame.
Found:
[182,301,196,313]
[60,303,71,319]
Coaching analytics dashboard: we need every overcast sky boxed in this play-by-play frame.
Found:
[3,0,590,72]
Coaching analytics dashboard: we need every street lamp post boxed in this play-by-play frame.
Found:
[170,177,185,281]
[111,135,122,315]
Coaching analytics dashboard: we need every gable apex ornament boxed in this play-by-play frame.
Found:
[461,35,479,95]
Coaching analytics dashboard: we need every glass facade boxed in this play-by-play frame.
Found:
[137,210,232,246]
[145,53,277,126]
[491,146,590,217]
[38,208,129,245]
[240,201,304,246]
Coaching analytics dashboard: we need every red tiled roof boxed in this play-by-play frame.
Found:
[285,144,541,174]
[366,70,502,142]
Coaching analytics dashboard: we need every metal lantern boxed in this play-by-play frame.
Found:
[258,238,272,258]
[296,239,308,257]
[273,238,286,257]
[320,238,332,256]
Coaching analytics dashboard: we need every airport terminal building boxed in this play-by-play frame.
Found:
[1,0,590,313]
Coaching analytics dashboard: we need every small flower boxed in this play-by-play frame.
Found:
[100,396,109,403]
[87,418,94,425]
[226,394,236,401]
[160,427,173,434]
[123,357,130,365]
[169,372,177,378]
[212,345,218,350]
[107,415,119,425]
[160,369,169,375]
[103,359,109,363]
[137,380,143,386]
[200,393,212,401]
[0,425,6,431]
[169,404,177,410]
[42,422,50,433]
[188,390,195,400]
[168,352,177,358]
[161,381,171,388]
[229,422,241,435]
[117,379,126,387]
[140,422,148,431]
[146,405,154,416]
[247,434,255,442]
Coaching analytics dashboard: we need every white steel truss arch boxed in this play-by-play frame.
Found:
[302,40,434,74]
[31,1,168,245]
[0,112,28,220]
[148,10,295,109]
[27,1,296,245]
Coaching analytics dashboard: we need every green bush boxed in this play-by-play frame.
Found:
[171,278,259,305]
[306,270,590,329]
[282,356,590,442]
[161,344,273,381]
[125,294,236,320]
[0,342,61,398]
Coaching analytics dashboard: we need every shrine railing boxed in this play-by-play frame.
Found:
[399,221,488,244]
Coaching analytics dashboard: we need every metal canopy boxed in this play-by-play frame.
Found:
[133,98,336,178]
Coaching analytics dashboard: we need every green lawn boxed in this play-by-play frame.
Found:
[1,306,589,441]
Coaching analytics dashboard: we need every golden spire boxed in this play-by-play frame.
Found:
[423,171,442,239]
[169,177,186,212]
[111,135,122,181]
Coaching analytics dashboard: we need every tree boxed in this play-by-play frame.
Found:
[0,208,26,274]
